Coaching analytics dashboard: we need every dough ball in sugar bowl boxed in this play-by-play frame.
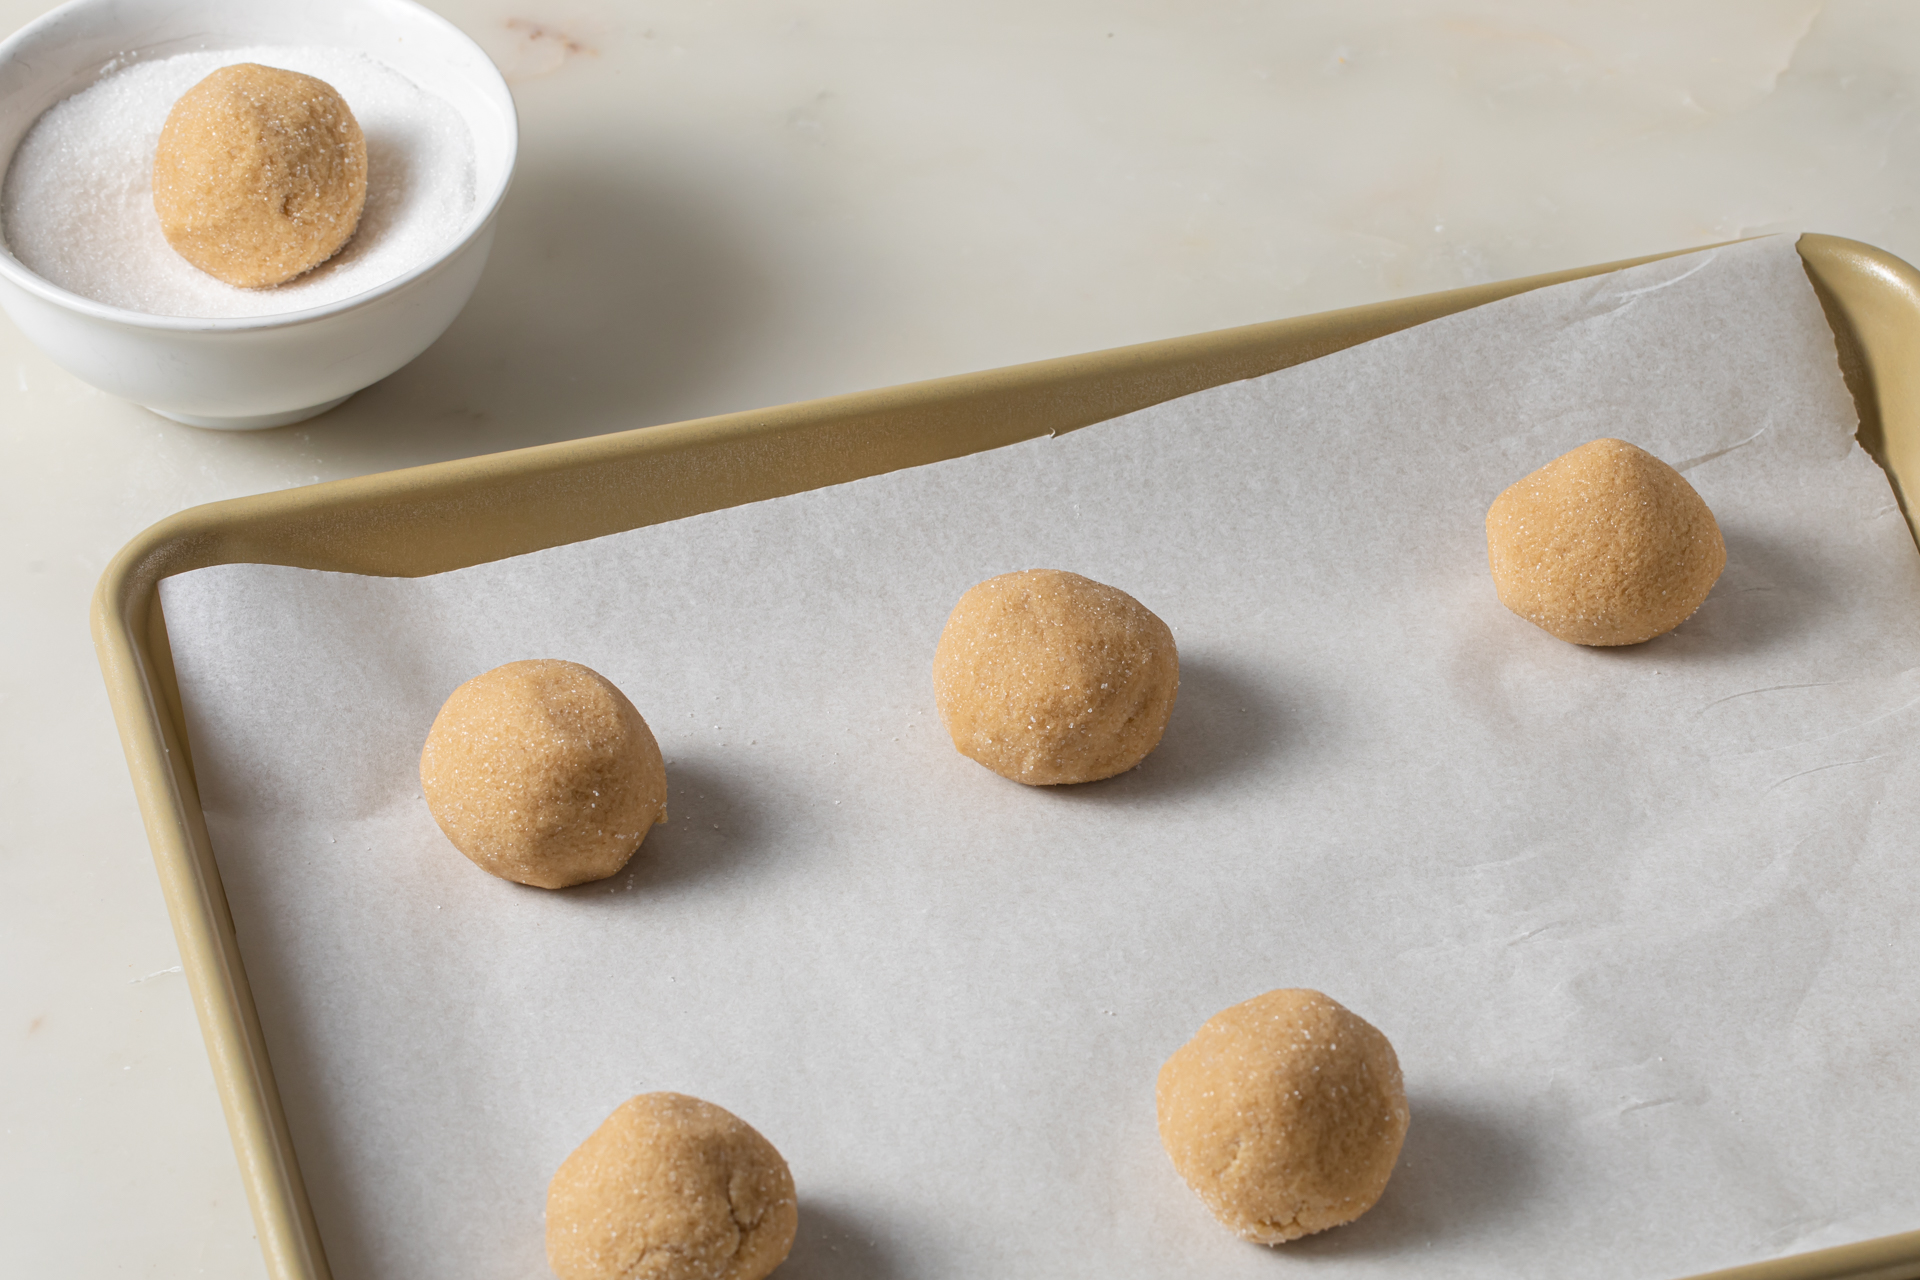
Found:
[1156,988,1409,1244]
[1485,437,1726,646]
[546,1092,798,1280]
[419,659,667,889]
[932,568,1179,786]
[152,62,368,288]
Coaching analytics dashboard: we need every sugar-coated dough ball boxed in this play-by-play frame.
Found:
[547,1093,798,1280]
[932,569,1178,786]
[419,660,667,889]
[1486,437,1726,646]
[1157,989,1408,1244]
[152,63,367,288]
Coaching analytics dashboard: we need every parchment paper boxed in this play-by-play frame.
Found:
[160,236,1920,1280]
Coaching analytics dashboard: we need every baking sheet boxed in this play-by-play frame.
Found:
[159,235,1920,1280]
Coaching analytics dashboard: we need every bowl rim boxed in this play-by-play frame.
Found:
[0,0,519,333]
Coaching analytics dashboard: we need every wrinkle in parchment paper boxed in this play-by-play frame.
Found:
[159,236,1920,1280]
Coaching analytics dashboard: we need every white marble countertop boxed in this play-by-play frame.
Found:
[5,2,1919,1275]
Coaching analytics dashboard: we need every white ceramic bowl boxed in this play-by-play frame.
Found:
[0,0,516,429]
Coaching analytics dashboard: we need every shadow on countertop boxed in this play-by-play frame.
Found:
[265,150,781,469]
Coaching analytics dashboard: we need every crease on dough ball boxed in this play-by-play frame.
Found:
[546,1092,798,1280]
[152,62,368,288]
[1485,437,1726,646]
[419,659,667,889]
[931,568,1179,785]
[1157,989,1409,1244]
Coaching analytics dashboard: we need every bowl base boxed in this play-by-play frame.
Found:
[148,394,355,431]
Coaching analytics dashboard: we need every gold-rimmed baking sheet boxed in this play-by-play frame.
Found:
[97,233,1920,1280]
[131,236,1920,1280]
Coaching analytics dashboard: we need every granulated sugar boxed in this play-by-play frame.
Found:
[0,47,476,318]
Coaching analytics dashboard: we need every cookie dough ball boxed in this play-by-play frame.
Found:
[932,569,1178,786]
[1486,437,1725,646]
[1157,989,1408,1244]
[152,63,367,288]
[419,660,667,889]
[547,1092,798,1280]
